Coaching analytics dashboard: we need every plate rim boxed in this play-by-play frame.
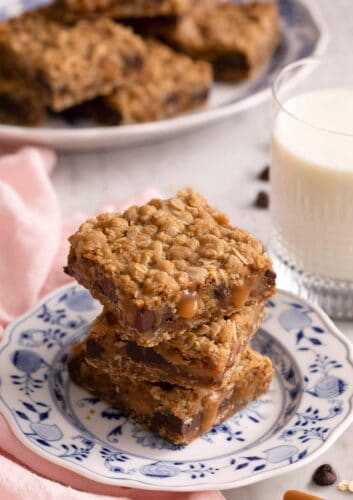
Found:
[0,0,329,149]
[0,285,352,491]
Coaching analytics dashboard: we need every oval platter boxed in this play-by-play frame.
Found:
[0,0,328,151]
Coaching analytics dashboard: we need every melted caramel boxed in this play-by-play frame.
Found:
[200,391,223,432]
[130,390,156,414]
[231,282,252,308]
[177,291,198,319]
[283,491,323,500]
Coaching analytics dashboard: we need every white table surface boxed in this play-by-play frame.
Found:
[53,1,353,498]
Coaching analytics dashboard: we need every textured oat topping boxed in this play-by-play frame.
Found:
[134,1,279,80]
[0,11,146,111]
[161,2,278,54]
[68,189,273,310]
[80,40,213,125]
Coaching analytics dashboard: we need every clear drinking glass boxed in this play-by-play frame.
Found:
[270,55,353,319]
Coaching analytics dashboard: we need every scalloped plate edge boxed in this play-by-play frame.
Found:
[0,286,352,491]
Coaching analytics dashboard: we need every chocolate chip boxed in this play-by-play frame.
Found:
[0,95,27,119]
[164,92,180,110]
[156,382,174,391]
[67,355,81,383]
[104,311,117,325]
[213,53,248,72]
[312,464,337,486]
[94,276,118,303]
[124,53,143,69]
[190,87,209,104]
[134,309,156,332]
[86,338,104,359]
[63,265,83,283]
[254,190,269,209]
[151,411,202,439]
[218,397,231,415]
[63,265,73,276]
[214,283,230,300]
[264,269,276,287]
[258,165,270,181]
[126,342,169,366]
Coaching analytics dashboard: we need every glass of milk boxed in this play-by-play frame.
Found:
[270,55,353,319]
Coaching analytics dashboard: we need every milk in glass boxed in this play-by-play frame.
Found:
[271,89,353,281]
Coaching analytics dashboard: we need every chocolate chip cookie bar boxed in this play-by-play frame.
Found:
[0,11,146,111]
[65,189,275,346]
[76,40,212,125]
[54,0,193,21]
[82,300,265,389]
[69,343,273,445]
[0,76,46,126]
[133,1,280,81]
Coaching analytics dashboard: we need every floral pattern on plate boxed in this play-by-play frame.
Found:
[0,285,352,491]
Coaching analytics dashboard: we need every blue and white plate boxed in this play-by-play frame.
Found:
[0,0,328,151]
[0,285,352,491]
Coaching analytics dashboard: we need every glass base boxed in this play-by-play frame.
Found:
[270,231,353,320]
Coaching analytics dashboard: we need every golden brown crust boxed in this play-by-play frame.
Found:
[79,40,213,125]
[132,1,280,81]
[69,343,273,444]
[66,189,275,344]
[0,11,146,111]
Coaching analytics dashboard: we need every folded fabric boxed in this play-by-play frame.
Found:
[0,146,224,500]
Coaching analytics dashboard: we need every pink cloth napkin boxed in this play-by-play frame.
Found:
[0,147,224,500]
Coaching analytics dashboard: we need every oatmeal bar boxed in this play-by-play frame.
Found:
[132,1,280,81]
[65,189,275,346]
[69,343,273,444]
[83,300,265,389]
[76,40,212,125]
[50,0,193,22]
[0,11,146,111]
[0,76,46,126]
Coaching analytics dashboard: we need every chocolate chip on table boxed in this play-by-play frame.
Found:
[134,309,156,332]
[312,464,337,486]
[254,190,269,209]
[258,164,270,181]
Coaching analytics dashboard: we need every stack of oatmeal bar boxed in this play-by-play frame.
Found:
[66,189,276,444]
[0,0,279,126]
